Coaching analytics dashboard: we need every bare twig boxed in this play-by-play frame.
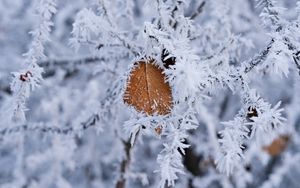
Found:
[40,56,105,69]
[0,79,11,95]
[40,53,128,70]
[110,33,141,56]
[115,132,139,188]
[0,113,99,139]
[244,39,274,73]
[115,139,132,188]
[282,37,300,75]
[190,1,206,20]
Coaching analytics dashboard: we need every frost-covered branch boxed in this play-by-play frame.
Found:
[9,0,57,122]
[156,109,198,187]
[190,1,206,20]
[0,76,123,138]
[41,56,107,69]
[0,113,99,139]
[70,6,141,56]
[217,89,286,175]
[258,0,300,75]
[243,39,274,73]
[40,55,128,73]
[115,135,139,188]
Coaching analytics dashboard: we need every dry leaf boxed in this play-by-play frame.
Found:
[123,58,173,115]
[154,125,163,135]
[263,135,290,156]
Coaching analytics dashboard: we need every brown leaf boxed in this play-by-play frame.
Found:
[154,125,163,135]
[263,135,290,156]
[123,58,173,115]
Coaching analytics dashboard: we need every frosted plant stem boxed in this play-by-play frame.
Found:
[10,0,57,122]
[115,132,139,188]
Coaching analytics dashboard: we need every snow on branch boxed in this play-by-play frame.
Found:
[216,115,248,176]
[70,6,141,56]
[258,0,285,28]
[0,113,99,139]
[9,0,57,122]
[143,21,214,101]
[40,55,126,77]
[156,108,198,187]
[217,89,285,175]
[0,75,123,138]
[243,39,274,73]
[257,0,300,75]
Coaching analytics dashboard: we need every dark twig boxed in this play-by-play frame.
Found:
[115,132,139,188]
[282,37,300,75]
[0,113,99,139]
[40,56,108,69]
[244,39,274,73]
[112,34,141,57]
[0,79,11,95]
[38,57,104,78]
[115,139,132,188]
[190,1,206,20]
[292,51,300,74]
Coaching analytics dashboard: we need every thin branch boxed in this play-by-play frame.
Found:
[190,1,206,20]
[40,56,105,69]
[0,113,99,139]
[0,80,11,95]
[110,33,141,56]
[261,0,300,74]
[115,139,132,188]
[98,0,141,56]
[202,38,234,61]
[40,53,128,70]
[115,132,140,188]
[282,37,300,75]
[39,54,128,77]
[244,39,274,73]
